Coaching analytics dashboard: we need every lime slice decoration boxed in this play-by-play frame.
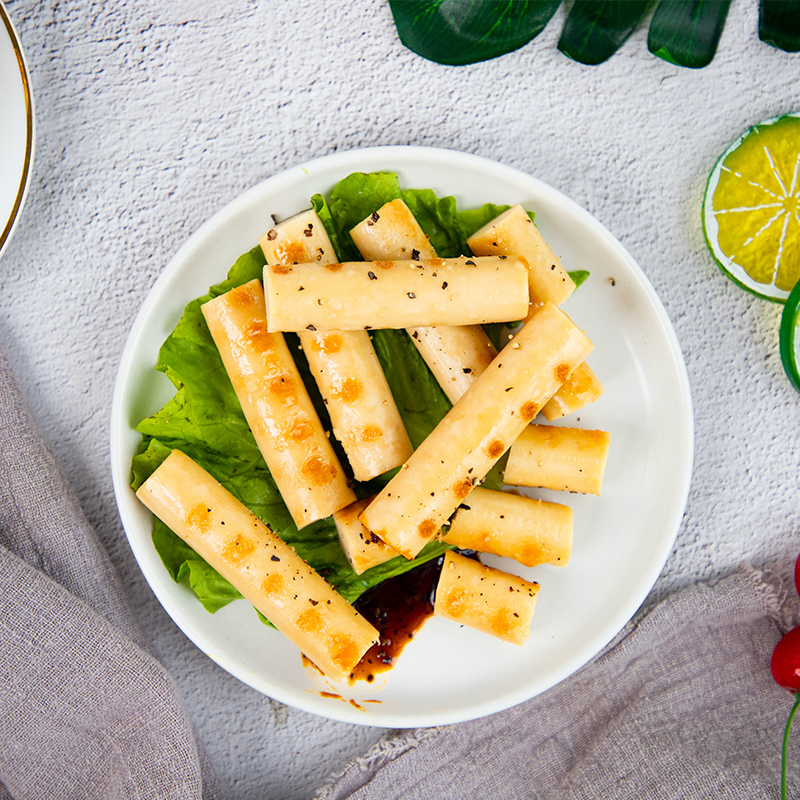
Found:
[703,113,800,303]
[780,279,800,393]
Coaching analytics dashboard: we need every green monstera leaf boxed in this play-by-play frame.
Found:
[648,0,733,68]
[389,0,800,66]
[759,0,800,52]
[388,0,562,66]
[558,0,653,66]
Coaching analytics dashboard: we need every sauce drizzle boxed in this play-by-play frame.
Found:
[349,555,445,683]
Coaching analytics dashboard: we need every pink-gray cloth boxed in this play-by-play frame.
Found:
[315,577,798,798]
[0,347,227,800]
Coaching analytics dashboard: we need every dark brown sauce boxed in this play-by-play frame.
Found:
[301,654,324,675]
[349,555,445,683]
[316,692,365,710]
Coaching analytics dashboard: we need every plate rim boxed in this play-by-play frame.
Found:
[110,144,695,728]
[0,1,35,257]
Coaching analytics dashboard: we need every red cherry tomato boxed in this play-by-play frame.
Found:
[795,553,800,596]
[772,627,800,692]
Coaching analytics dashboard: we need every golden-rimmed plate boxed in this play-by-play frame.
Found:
[0,2,33,257]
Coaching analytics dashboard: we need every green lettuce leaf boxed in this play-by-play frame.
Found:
[569,269,590,288]
[132,171,560,620]
[313,171,513,261]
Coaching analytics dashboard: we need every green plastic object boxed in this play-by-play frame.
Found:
[760,0,800,52]
[648,0,732,68]
[388,0,562,66]
[780,280,800,394]
[558,0,652,65]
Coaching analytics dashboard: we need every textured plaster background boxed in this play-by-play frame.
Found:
[2,0,800,797]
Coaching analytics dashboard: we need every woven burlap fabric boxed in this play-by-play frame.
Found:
[0,347,227,800]
[316,568,796,800]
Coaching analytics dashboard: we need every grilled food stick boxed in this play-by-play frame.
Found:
[504,424,611,496]
[350,199,498,404]
[263,256,529,333]
[434,551,540,646]
[468,204,603,416]
[540,362,604,421]
[351,200,599,417]
[136,450,379,681]
[260,210,412,482]
[443,487,572,568]
[467,203,576,312]
[358,302,593,560]
[202,280,355,528]
[333,496,399,575]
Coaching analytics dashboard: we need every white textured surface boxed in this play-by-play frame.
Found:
[1,0,800,797]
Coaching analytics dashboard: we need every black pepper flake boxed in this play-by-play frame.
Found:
[498,255,507,259]
[464,259,475,266]
[550,264,556,270]
[266,229,277,240]
[610,278,616,286]
[407,292,416,299]
[411,248,420,260]
[303,224,313,237]
[505,387,513,392]
[442,281,448,290]
[462,367,472,374]
[271,214,279,225]
[306,324,316,331]
[458,504,471,511]
[309,599,319,605]
[368,271,377,280]
[412,331,419,339]
[367,211,379,225]
[271,555,280,562]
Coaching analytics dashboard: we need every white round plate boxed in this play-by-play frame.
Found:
[110,146,693,728]
[0,2,33,256]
